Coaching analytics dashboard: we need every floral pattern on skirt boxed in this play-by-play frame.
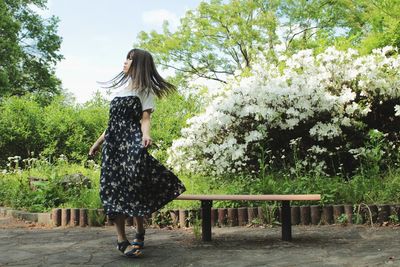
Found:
[100,95,187,219]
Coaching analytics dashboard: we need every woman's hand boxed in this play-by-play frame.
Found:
[88,142,101,157]
[88,130,106,158]
[142,135,153,148]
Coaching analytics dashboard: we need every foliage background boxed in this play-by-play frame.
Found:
[1,0,400,212]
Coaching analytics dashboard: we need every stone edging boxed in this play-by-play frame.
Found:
[0,207,51,225]
[1,204,400,227]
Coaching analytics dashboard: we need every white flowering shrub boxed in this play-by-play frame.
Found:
[166,46,400,177]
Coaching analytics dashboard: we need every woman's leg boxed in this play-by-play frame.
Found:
[135,216,145,234]
[114,214,128,242]
[115,214,142,256]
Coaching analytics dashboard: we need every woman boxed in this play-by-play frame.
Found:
[88,48,187,258]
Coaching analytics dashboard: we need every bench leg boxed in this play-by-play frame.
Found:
[281,200,292,241]
[201,200,213,241]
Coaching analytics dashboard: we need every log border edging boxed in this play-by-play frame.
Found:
[1,204,400,227]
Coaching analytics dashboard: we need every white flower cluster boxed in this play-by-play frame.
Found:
[166,46,400,176]
[395,105,400,117]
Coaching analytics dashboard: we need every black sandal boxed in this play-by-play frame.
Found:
[117,239,143,258]
[131,230,145,249]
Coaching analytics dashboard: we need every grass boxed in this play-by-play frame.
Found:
[1,157,400,213]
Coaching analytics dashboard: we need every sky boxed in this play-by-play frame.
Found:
[36,0,204,103]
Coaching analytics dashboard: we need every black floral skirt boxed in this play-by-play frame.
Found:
[99,96,186,219]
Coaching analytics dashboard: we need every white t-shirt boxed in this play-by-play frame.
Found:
[111,80,155,113]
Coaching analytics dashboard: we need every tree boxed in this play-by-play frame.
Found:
[0,0,63,103]
[279,0,400,54]
[135,0,400,90]
[135,0,281,86]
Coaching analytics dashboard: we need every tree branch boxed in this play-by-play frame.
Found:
[159,62,227,83]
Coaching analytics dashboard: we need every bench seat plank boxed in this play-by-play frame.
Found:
[176,194,321,201]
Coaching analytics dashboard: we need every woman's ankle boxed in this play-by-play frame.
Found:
[136,228,145,234]
[117,234,129,243]
[135,230,145,240]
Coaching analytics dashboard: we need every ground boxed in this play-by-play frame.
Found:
[0,217,399,267]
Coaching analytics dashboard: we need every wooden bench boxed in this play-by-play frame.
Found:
[176,194,321,242]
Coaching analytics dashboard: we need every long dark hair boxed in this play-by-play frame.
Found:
[98,48,176,98]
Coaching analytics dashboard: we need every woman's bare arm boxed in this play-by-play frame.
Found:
[141,110,152,147]
[95,130,106,146]
[88,130,106,156]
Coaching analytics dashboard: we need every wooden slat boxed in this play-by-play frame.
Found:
[176,194,321,201]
